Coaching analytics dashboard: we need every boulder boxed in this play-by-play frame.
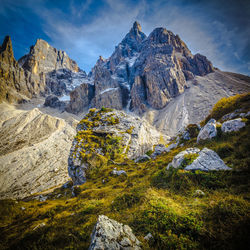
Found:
[111,169,127,176]
[167,147,230,171]
[197,119,217,142]
[221,118,246,133]
[193,190,205,197]
[68,109,169,185]
[89,215,141,250]
[134,154,151,163]
[185,148,231,171]
[167,148,200,169]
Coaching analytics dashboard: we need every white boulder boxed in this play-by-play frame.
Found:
[197,119,217,142]
[221,118,246,133]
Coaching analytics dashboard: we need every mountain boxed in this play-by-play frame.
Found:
[67,22,250,135]
[0,36,47,103]
[0,36,87,104]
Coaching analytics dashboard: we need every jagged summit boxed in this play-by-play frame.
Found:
[0,35,13,55]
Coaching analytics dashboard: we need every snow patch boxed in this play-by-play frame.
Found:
[100,88,119,95]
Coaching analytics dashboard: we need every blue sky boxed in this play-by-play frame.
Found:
[0,0,250,75]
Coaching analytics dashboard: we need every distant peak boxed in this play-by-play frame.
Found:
[0,35,13,55]
[132,21,142,32]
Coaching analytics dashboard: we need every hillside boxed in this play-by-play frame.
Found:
[0,93,249,249]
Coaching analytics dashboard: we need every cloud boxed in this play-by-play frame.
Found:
[0,0,249,74]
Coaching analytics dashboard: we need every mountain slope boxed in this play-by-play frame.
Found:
[0,103,76,199]
[67,22,250,135]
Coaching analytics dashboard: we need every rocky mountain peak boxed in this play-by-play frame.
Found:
[132,21,142,33]
[0,35,13,57]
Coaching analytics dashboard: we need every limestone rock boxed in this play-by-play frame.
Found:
[68,109,169,185]
[167,147,230,171]
[193,190,205,197]
[221,118,246,133]
[19,39,80,74]
[111,169,127,176]
[0,36,46,103]
[0,103,76,199]
[66,82,94,114]
[167,148,200,169]
[185,148,231,171]
[197,119,217,142]
[89,215,141,250]
[44,95,66,111]
[134,154,151,163]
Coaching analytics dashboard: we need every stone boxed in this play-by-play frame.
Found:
[134,154,151,163]
[0,104,76,199]
[193,190,205,197]
[182,130,191,140]
[89,215,141,250]
[111,169,127,176]
[68,109,169,185]
[197,119,217,142]
[167,148,200,169]
[144,233,154,241]
[44,95,66,110]
[221,118,246,133]
[185,148,231,171]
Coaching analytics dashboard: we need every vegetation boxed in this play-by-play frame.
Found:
[0,98,250,250]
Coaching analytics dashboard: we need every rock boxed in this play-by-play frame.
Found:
[111,169,127,176]
[197,119,217,142]
[144,233,154,241]
[182,130,191,140]
[151,144,168,158]
[185,148,231,171]
[167,148,200,169]
[0,36,46,103]
[66,82,94,114]
[221,118,246,133]
[134,154,151,163]
[33,222,46,231]
[68,109,169,185]
[193,190,205,197]
[44,95,66,110]
[21,207,26,210]
[0,104,76,199]
[89,215,141,250]
[19,39,80,74]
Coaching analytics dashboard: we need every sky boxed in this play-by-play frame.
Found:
[0,0,250,75]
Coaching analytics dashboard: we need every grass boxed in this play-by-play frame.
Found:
[0,98,250,249]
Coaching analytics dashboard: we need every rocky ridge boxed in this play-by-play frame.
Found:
[0,103,76,199]
[68,108,169,185]
[68,21,214,114]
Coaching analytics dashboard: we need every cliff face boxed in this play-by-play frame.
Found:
[19,39,80,74]
[0,36,46,103]
[69,22,214,114]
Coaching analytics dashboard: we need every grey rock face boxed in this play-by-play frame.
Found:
[89,215,141,250]
[134,154,151,163]
[0,36,46,103]
[167,147,230,171]
[44,95,66,110]
[197,119,217,142]
[67,22,214,115]
[66,82,94,114]
[19,39,79,74]
[167,148,200,169]
[68,109,168,185]
[111,169,127,176]
[221,118,246,133]
[185,148,231,171]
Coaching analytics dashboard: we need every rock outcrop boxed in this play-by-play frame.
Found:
[44,95,66,111]
[0,36,46,103]
[197,119,217,142]
[89,215,141,250]
[68,108,169,185]
[167,147,231,171]
[221,118,246,133]
[68,21,214,114]
[0,103,76,199]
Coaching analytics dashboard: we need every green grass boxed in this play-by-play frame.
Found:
[0,99,250,249]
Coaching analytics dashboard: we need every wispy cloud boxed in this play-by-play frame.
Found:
[0,0,249,74]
